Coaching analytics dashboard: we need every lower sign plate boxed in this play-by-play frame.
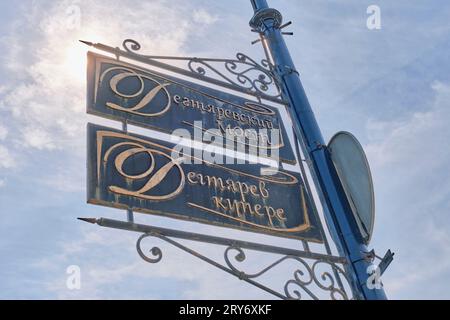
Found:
[87,123,323,242]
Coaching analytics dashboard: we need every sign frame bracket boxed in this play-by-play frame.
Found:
[78,216,353,300]
[80,39,286,104]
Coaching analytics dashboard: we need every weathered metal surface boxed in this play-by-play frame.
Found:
[81,39,284,103]
[328,131,375,244]
[87,52,296,164]
[87,123,323,242]
[80,217,343,263]
[251,0,387,299]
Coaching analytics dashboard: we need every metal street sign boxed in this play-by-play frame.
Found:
[87,52,296,164]
[87,123,323,242]
[328,131,375,244]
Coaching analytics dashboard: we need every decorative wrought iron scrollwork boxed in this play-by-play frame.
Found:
[121,39,281,99]
[283,261,349,300]
[136,233,163,263]
[136,233,352,300]
[187,53,276,97]
[224,245,350,300]
[123,39,142,53]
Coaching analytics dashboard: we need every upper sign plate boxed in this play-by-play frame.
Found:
[87,52,296,164]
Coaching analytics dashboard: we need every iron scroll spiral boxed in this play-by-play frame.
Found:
[224,245,350,300]
[120,39,281,99]
[136,233,163,263]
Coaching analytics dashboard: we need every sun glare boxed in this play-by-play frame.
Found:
[64,42,87,82]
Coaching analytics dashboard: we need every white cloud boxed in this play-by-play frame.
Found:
[33,227,210,299]
[0,125,7,140]
[0,145,15,169]
[366,81,450,181]
[383,219,450,297]
[38,169,84,193]
[193,9,219,25]
[364,81,450,298]
[0,0,205,158]
[0,0,241,299]
[34,221,334,299]
[22,126,57,150]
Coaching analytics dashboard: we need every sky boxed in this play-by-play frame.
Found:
[0,0,449,299]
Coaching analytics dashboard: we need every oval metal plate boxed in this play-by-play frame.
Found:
[328,131,375,244]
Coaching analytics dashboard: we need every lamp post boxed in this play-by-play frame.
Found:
[249,0,387,300]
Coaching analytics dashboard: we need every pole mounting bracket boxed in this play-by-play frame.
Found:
[360,249,394,276]
[249,8,283,32]
[376,250,394,276]
[278,65,299,76]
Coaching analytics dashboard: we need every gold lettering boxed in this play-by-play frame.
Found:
[225,198,236,215]
[187,171,198,184]
[182,97,190,107]
[106,71,171,117]
[240,114,249,124]
[264,206,277,227]
[192,173,203,185]
[205,175,225,191]
[250,184,259,198]
[212,196,227,210]
[260,181,269,198]
[236,181,249,202]
[226,179,238,193]
[107,145,185,201]
[254,204,263,216]
[277,208,287,221]
[201,104,210,112]
[187,171,290,227]
[235,200,254,218]
[191,100,203,109]
[217,107,225,119]
[257,118,266,128]
[173,95,181,104]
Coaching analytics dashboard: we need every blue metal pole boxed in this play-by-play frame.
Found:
[249,0,387,300]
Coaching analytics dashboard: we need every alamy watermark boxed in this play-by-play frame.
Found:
[367,5,381,30]
[366,265,383,290]
[66,265,81,290]
[170,121,281,173]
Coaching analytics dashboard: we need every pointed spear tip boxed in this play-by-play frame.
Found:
[79,40,93,46]
[77,217,98,224]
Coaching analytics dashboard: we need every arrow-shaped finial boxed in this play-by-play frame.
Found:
[79,40,94,46]
[77,217,98,224]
